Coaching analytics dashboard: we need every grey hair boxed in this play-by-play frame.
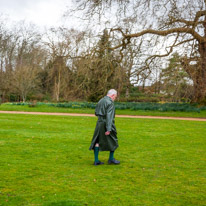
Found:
[107,89,117,95]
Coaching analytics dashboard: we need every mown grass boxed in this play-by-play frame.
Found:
[0,103,206,118]
[0,113,205,205]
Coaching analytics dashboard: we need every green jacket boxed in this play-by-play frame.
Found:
[89,96,119,151]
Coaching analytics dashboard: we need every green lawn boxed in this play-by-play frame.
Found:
[0,103,206,118]
[0,113,205,205]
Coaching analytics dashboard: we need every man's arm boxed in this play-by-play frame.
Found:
[105,103,114,135]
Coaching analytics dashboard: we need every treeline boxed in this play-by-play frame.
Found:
[0,21,194,103]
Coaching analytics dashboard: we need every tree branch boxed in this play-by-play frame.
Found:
[126,28,203,43]
[145,37,195,68]
[194,10,206,23]
[108,27,204,51]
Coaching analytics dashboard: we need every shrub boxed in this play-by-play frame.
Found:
[8,101,204,112]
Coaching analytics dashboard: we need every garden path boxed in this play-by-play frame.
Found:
[0,111,206,121]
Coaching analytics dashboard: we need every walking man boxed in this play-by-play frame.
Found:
[89,89,120,165]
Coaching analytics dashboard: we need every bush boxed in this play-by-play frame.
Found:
[8,101,203,112]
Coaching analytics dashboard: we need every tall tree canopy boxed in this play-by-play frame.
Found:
[73,0,206,103]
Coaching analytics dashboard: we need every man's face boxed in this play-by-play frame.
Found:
[111,94,117,101]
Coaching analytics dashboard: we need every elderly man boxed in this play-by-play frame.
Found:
[89,89,120,165]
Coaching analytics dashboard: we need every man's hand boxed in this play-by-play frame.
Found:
[105,131,110,135]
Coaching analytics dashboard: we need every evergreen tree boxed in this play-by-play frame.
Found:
[160,53,193,102]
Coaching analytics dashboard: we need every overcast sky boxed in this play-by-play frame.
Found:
[0,0,74,28]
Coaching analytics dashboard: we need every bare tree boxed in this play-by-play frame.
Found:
[44,28,87,101]
[71,0,206,103]
[0,20,47,102]
[12,22,44,101]
[14,65,40,102]
[0,19,21,101]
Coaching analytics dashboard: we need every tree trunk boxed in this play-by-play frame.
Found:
[22,95,26,102]
[185,67,206,104]
[194,42,206,104]
[125,87,129,98]
[182,43,206,104]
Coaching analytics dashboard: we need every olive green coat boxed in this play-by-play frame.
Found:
[89,96,119,151]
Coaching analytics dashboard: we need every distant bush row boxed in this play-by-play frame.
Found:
[9,102,206,112]
[115,102,206,112]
